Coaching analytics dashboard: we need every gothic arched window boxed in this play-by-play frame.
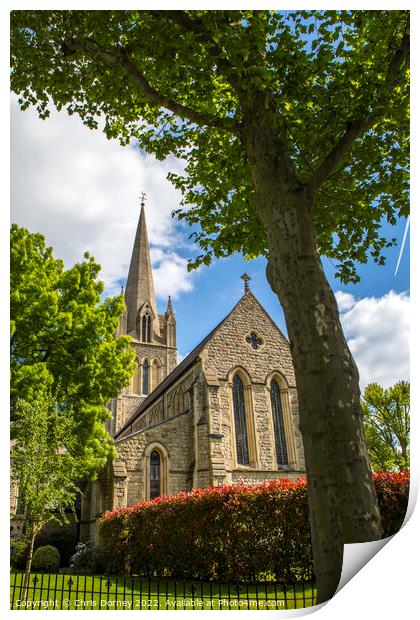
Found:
[270,379,289,466]
[232,375,249,465]
[150,450,160,499]
[142,360,149,395]
[141,313,152,342]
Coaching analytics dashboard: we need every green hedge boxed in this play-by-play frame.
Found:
[32,545,61,572]
[97,472,409,582]
[35,530,78,567]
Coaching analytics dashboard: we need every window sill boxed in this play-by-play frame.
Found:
[234,463,258,470]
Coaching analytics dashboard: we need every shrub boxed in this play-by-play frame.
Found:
[373,471,410,537]
[11,538,29,570]
[69,540,110,574]
[97,472,409,582]
[69,540,96,570]
[98,478,313,583]
[31,545,60,572]
[35,530,78,567]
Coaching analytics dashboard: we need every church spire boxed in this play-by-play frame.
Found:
[125,195,160,338]
[166,295,174,316]
[164,295,176,348]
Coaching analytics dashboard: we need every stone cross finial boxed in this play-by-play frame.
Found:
[140,191,147,207]
[241,273,251,293]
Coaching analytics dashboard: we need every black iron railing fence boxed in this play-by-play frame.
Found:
[10,571,317,610]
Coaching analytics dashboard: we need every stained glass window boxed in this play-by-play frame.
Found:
[142,360,149,395]
[232,375,249,465]
[270,379,288,466]
[150,450,160,499]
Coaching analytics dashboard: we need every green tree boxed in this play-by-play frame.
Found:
[362,381,410,472]
[10,224,135,477]
[10,11,409,601]
[12,386,81,593]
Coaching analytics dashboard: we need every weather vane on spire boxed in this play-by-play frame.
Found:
[241,273,251,293]
[140,191,147,207]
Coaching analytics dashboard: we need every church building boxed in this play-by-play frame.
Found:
[80,199,306,540]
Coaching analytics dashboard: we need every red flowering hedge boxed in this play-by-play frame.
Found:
[97,472,409,581]
[373,471,410,538]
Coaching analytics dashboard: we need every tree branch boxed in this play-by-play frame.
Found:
[308,31,409,192]
[156,10,218,49]
[62,37,239,133]
[155,10,243,95]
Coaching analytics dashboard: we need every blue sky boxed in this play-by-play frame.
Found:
[10,95,410,389]
[166,215,409,358]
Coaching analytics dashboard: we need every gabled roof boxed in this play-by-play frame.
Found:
[114,290,289,439]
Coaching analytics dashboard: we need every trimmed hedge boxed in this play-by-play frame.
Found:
[32,545,61,572]
[35,530,78,567]
[97,472,409,582]
[99,478,311,582]
[373,471,410,537]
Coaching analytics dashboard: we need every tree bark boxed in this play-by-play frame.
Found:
[243,123,382,603]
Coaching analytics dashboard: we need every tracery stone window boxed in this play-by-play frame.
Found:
[144,443,168,501]
[270,379,289,466]
[141,313,152,342]
[142,359,149,395]
[232,375,250,465]
[150,450,160,500]
[246,332,263,350]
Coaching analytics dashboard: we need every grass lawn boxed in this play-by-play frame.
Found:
[11,570,317,610]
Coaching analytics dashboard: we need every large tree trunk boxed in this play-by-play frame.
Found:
[243,123,382,603]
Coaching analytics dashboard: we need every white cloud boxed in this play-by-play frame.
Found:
[10,96,195,300]
[150,248,196,300]
[336,290,410,390]
[335,290,356,313]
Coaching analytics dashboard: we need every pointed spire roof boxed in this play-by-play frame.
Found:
[165,295,174,317]
[125,202,160,337]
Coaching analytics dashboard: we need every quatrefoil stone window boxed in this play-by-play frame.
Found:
[246,332,263,350]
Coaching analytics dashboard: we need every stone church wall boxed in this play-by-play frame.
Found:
[115,409,195,507]
[113,364,205,507]
[199,291,306,483]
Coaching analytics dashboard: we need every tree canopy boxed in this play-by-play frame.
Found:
[11,10,409,282]
[10,11,409,602]
[10,224,135,477]
[11,387,82,583]
[362,381,410,472]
